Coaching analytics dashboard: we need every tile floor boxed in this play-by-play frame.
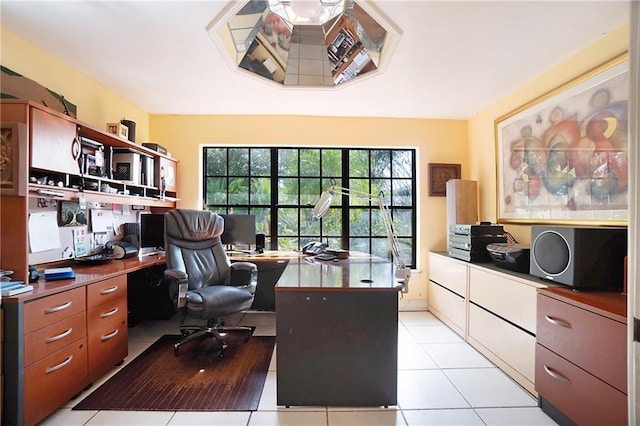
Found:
[41,311,558,425]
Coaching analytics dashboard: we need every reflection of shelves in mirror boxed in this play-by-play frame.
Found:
[335,49,372,83]
[332,45,367,79]
[328,30,358,73]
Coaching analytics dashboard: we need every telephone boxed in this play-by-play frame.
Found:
[302,241,328,255]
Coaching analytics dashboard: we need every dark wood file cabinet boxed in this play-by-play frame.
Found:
[536,288,627,425]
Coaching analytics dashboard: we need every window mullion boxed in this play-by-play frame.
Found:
[340,149,349,251]
[270,148,279,249]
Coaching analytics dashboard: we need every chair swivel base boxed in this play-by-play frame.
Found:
[174,324,255,357]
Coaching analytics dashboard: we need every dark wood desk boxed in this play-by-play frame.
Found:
[227,251,299,311]
[275,257,403,407]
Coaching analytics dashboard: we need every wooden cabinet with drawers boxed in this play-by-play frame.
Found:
[21,287,88,426]
[86,275,128,383]
[2,274,130,426]
[536,288,627,425]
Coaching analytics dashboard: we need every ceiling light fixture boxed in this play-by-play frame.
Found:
[289,0,323,19]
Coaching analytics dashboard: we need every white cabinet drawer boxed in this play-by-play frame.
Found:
[469,267,537,333]
[468,304,536,393]
[428,252,467,297]
[428,280,466,337]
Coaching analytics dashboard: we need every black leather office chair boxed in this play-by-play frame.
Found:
[163,209,257,357]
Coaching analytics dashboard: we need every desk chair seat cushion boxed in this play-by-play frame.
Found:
[186,285,254,320]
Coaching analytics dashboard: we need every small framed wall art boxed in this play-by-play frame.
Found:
[428,163,461,196]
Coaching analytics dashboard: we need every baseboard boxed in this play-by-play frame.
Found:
[399,298,428,312]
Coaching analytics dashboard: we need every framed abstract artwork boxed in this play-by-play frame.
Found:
[495,54,629,224]
[428,163,461,196]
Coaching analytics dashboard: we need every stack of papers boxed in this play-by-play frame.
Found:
[44,267,75,281]
[1,281,34,296]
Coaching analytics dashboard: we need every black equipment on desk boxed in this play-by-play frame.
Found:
[302,241,328,255]
[109,241,139,259]
[448,222,506,262]
[486,243,530,273]
[529,225,627,290]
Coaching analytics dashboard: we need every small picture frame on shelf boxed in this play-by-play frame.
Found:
[106,122,129,140]
[428,163,461,197]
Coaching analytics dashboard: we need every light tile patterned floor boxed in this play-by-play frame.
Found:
[41,311,558,425]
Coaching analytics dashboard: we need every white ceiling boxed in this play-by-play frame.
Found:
[0,1,630,119]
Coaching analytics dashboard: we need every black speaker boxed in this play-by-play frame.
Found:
[256,233,265,253]
[529,225,627,290]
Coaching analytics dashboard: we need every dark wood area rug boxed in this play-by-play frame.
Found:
[73,334,275,411]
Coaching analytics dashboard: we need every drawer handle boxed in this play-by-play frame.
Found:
[543,365,571,384]
[101,329,119,341]
[45,355,73,374]
[100,286,119,295]
[100,307,119,318]
[44,301,72,314]
[544,315,571,328]
[45,328,73,343]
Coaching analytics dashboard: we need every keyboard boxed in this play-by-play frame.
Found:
[75,254,117,264]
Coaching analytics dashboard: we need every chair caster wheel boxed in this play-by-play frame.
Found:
[218,351,225,358]
[174,344,180,356]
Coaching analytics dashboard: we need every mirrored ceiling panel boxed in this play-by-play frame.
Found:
[209,0,400,87]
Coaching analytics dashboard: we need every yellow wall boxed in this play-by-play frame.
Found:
[150,114,468,300]
[468,24,629,244]
[0,27,150,141]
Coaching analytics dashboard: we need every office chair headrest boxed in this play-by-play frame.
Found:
[165,209,224,242]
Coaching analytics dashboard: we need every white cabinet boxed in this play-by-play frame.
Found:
[427,253,468,337]
[428,251,547,395]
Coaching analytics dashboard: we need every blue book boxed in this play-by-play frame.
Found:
[44,267,75,281]
[1,283,33,296]
[1,281,25,289]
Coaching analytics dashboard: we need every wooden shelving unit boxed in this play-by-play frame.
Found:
[0,99,179,281]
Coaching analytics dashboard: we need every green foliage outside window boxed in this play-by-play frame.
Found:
[203,147,416,265]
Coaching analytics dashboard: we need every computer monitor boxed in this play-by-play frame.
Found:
[140,213,165,250]
[220,214,256,248]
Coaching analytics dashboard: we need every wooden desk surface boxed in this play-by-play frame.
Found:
[2,254,166,303]
[538,287,627,323]
[275,256,403,292]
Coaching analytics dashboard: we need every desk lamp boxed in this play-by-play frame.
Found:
[312,184,411,292]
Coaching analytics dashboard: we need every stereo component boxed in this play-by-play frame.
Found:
[529,225,627,290]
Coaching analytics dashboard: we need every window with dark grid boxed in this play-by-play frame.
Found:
[203,147,416,266]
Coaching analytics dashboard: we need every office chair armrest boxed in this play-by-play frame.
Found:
[164,268,189,308]
[230,261,257,289]
[164,268,188,281]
